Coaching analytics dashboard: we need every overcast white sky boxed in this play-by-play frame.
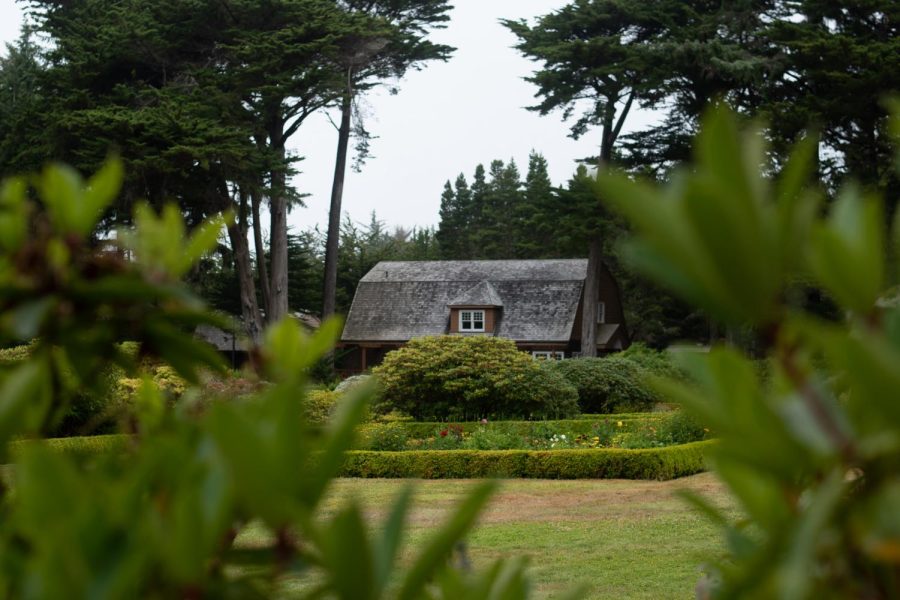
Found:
[1,1,656,233]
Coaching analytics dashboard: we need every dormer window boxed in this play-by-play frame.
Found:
[460,310,485,332]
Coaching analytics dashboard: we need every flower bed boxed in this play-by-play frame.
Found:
[357,411,708,452]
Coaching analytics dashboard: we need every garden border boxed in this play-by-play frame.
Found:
[8,435,713,480]
[339,440,714,480]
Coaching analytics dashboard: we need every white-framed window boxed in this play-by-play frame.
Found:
[532,351,565,360]
[459,309,485,332]
[597,301,606,324]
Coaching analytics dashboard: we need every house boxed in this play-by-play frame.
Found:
[337,259,629,373]
[195,311,322,368]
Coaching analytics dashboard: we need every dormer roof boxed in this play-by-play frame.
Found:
[447,280,503,307]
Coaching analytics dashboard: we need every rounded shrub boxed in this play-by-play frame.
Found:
[303,387,372,425]
[372,336,579,421]
[358,422,409,451]
[550,357,656,413]
[305,389,340,425]
[619,343,685,380]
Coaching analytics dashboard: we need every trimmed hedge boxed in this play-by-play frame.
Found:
[339,441,714,480]
[9,434,131,461]
[6,434,712,479]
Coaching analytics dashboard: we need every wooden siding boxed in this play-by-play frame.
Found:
[448,307,497,334]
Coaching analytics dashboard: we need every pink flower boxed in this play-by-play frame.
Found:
[480,418,488,424]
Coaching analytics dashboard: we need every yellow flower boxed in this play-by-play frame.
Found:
[616,421,623,427]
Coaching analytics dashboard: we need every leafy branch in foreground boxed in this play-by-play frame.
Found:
[0,162,553,598]
[598,107,900,599]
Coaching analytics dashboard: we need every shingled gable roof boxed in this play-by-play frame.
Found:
[341,259,589,343]
[447,280,503,307]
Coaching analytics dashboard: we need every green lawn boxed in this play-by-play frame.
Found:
[237,473,735,599]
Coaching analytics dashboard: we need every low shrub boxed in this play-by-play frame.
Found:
[656,410,709,445]
[9,434,132,463]
[339,441,714,480]
[460,427,524,450]
[372,336,579,421]
[411,425,466,450]
[620,343,686,380]
[549,357,657,413]
[334,374,371,394]
[358,422,409,451]
[305,389,340,424]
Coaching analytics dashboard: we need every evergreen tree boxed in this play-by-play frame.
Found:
[467,164,488,257]
[478,159,523,259]
[287,231,324,314]
[764,0,900,203]
[517,151,556,257]
[451,174,473,258]
[504,0,667,355]
[436,179,462,258]
[321,0,453,321]
[0,29,47,178]
[619,1,778,178]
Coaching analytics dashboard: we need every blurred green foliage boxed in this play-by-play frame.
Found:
[0,162,556,599]
[599,106,900,598]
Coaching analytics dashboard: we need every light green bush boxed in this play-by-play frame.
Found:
[373,336,579,421]
[305,389,340,425]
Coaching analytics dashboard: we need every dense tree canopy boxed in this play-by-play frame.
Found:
[8,0,451,340]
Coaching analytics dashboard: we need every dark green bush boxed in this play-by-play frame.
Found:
[620,343,685,380]
[372,336,579,421]
[549,357,656,413]
[339,441,713,480]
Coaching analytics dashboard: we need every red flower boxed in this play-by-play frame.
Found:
[440,429,448,437]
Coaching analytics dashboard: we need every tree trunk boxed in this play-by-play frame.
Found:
[269,139,289,322]
[322,90,353,320]
[581,237,602,357]
[251,187,271,321]
[580,91,633,357]
[227,191,264,343]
